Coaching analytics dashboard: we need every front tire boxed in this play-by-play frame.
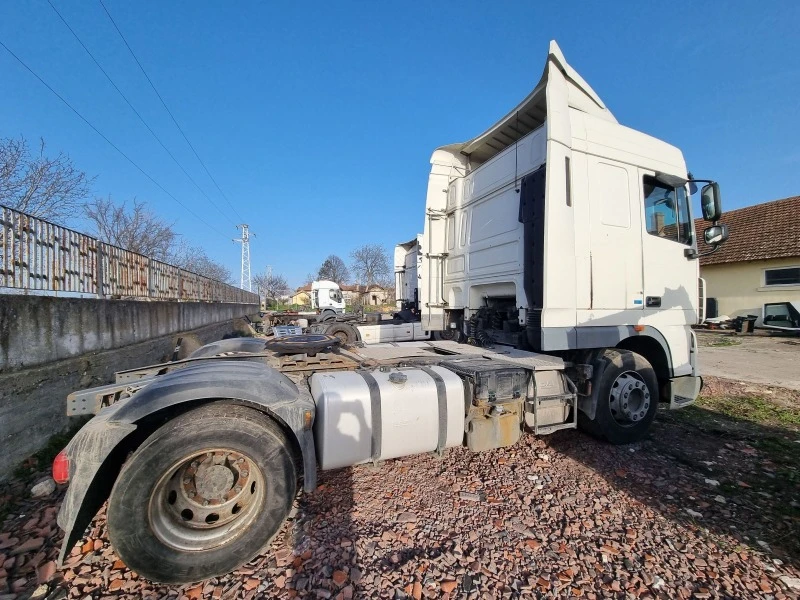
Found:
[107,404,297,584]
[578,349,659,444]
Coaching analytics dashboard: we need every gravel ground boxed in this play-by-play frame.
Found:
[1,377,799,600]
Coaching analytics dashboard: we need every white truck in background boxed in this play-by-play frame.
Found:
[310,280,345,315]
[54,41,728,584]
[266,278,432,343]
[262,280,345,329]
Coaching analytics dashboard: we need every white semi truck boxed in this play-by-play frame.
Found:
[262,280,345,329]
[53,41,728,584]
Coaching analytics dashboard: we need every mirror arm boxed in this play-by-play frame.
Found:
[685,244,723,259]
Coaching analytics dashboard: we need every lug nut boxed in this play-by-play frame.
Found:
[203,500,210,506]
[191,461,199,468]
[188,491,196,498]
[234,486,242,493]
[241,470,249,477]
[183,478,191,484]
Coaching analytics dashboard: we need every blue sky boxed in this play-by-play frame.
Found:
[2,1,799,288]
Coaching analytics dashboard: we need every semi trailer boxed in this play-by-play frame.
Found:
[53,41,728,584]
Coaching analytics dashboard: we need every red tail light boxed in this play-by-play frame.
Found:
[52,449,70,484]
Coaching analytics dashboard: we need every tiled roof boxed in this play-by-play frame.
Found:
[695,196,800,266]
[341,284,387,292]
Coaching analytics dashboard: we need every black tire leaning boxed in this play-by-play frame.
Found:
[106,403,297,584]
[433,328,465,343]
[324,323,358,345]
[579,349,659,445]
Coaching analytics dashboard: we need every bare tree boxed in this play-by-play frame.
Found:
[84,196,176,261]
[252,271,290,306]
[0,136,93,222]
[378,276,396,302]
[303,273,316,286]
[171,239,234,284]
[317,254,350,284]
[350,244,391,286]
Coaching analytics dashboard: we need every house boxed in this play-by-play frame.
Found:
[341,284,391,306]
[289,284,312,307]
[695,195,800,324]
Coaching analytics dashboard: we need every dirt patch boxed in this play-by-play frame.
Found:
[697,331,800,391]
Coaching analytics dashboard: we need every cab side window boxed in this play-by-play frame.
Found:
[643,175,692,245]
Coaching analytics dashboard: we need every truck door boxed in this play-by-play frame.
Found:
[638,172,697,324]
[587,159,644,311]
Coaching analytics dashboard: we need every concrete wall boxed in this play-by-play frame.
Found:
[701,257,800,322]
[0,295,257,479]
[0,295,258,371]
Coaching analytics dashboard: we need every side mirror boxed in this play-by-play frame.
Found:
[704,223,729,246]
[701,183,722,222]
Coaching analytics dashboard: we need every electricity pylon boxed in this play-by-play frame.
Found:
[233,224,253,292]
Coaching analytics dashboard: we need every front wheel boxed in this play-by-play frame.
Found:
[578,349,659,444]
[107,404,297,584]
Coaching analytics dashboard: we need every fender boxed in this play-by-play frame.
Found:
[56,360,317,565]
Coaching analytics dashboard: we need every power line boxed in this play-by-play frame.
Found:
[99,0,245,222]
[46,0,236,228]
[0,38,230,240]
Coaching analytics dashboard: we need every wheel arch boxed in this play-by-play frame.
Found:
[615,334,671,387]
[57,362,316,568]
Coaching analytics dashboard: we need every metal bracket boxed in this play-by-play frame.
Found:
[529,375,578,436]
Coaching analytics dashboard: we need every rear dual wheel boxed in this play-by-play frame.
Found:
[107,404,297,584]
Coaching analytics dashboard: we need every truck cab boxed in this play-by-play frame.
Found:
[417,40,727,410]
[311,280,345,316]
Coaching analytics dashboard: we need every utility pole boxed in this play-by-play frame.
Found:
[266,265,273,308]
[233,224,253,292]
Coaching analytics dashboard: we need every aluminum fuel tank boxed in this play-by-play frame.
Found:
[310,366,465,470]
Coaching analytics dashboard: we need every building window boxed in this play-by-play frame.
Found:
[765,267,800,286]
[643,175,691,245]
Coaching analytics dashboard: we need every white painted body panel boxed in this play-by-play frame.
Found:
[356,321,429,343]
[440,126,547,312]
[310,366,464,470]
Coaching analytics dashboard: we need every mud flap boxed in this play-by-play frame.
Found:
[56,416,136,566]
[669,375,702,409]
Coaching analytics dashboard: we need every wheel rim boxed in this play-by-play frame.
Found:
[333,331,349,344]
[608,371,651,427]
[148,448,265,552]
